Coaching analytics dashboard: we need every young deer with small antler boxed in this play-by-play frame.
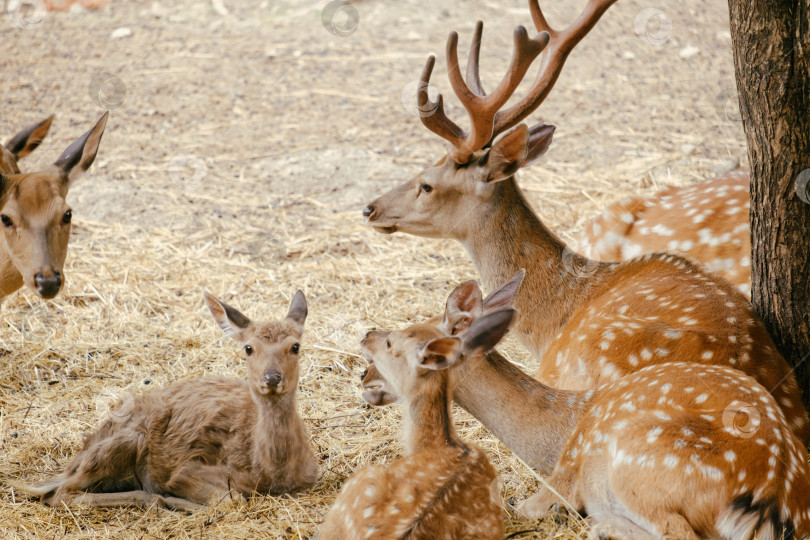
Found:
[582,169,752,297]
[363,277,810,538]
[362,0,810,445]
[0,113,107,302]
[8,291,317,510]
[319,311,516,540]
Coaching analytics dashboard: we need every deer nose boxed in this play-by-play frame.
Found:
[264,371,282,387]
[362,205,375,220]
[34,271,62,299]
[359,369,368,382]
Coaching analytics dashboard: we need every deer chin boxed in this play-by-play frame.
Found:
[372,224,398,234]
[362,386,398,406]
[256,384,283,396]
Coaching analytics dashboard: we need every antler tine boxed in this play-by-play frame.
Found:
[417,55,467,150]
[492,0,618,138]
[466,21,486,96]
[441,25,547,162]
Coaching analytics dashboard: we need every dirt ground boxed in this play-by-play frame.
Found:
[1,0,748,538]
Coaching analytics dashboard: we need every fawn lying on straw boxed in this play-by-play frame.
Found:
[8,291,317,510]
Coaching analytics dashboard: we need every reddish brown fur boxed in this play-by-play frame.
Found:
[7,292,317,509]
[583,170,751,297]
[321,317,514,539]
[518,363,810,539]
[0,113,107,301]
[370,279,810,538]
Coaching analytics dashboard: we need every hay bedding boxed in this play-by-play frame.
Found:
[0,0,756,537]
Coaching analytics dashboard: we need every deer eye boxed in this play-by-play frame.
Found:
[1,215,12,228]
[291,343,300,354]
[420,183,433,193]
[62,209,72,224]
[245,345,254,356]
[385,338,391,349]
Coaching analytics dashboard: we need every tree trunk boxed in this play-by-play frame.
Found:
[727,0,810,414]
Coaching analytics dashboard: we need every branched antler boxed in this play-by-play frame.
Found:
[417,0,617,164]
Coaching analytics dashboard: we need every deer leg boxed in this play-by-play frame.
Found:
[67,490,202,511]
[162,462,242,506]
[515,469,580,519]
[43,428,141,504]
[588,514,655,540]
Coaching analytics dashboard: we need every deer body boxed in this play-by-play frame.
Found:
[367,279,810,538]
[517,362,810,539]
[363,1,809,444]
[0,113,107,301]
[321,314,516,539]
[9,292,317,509]
[583,170,751,297]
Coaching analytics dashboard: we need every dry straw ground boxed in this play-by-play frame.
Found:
[1,0,756,537]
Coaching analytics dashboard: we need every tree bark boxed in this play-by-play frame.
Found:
[727,0,810,413]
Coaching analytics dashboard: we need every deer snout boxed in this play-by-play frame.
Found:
[362,204,375,221]
[361,330,385,345]
[34,270,62,299]
[263,370,282,388]
[359,368,368,382]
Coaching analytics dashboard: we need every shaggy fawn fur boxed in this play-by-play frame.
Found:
[319,311,516,539]
[7,291,317,510]
[364,277,810,538]
[1,113,107,301]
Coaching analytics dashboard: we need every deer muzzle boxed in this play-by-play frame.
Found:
[34,269,62,299]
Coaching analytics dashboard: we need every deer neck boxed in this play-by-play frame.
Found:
[0,248,23,300]
[252,389,304,466]
[404,377,464,455]
[451,349,592,474]
[459,177,609,359]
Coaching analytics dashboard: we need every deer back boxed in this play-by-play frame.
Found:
[583,171,751,297]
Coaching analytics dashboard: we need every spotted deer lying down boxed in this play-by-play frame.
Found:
[7,291,317,510]
[363,278,810,539]
[361,0,810,447]
[582,169,752,297]
[319,311,516,540]
[1,113,107,301]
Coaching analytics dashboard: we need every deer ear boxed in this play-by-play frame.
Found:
[522,123,555,168]
[442,279,483,335]
[479,124,529,183]
[54,112,108,186]
[204,292,252,341]
[6,115,54,161]
[461,309,515,356]
[419,336,462,371]
[483,269,525,314]
[286,290,308,326]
